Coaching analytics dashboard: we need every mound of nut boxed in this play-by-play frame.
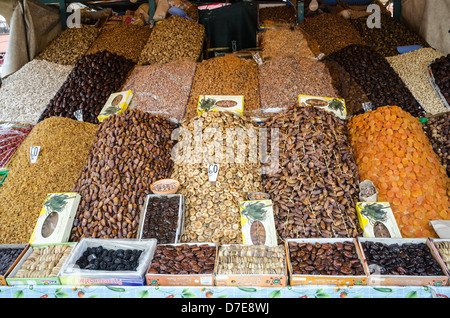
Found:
[288,241,364,276]
[172,111,263,244]
[263,105,361,241]
[149,244,216,275]
[326,45,424,118]
[70,110,177,241]
[36,25,101,65]
[14,245,73,278]
[39,50,135,124]
[260,26,315,59]
[139,16,205,65]
[422,112,450,178]
[217,245,285,275]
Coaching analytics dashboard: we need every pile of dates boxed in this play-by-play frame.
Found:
[148,244,216,275]
[263,105,361,241]
[70,110,177,241]
[0,247,24,276]
[75,246,143,271]
[39,50,135,124]
[361,241,444,276]
[325,45,424,118]
[288,241,365,276]
[141,196,180,243]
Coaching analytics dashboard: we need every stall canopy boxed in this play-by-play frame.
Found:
[1,0,61,79]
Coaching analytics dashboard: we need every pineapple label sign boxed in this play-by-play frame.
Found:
[29,193,81,244]
[239,199,278,247]
[299,95,347,119]
[197,95,244,117]
[98,90,133,123]
[356,202,402,238]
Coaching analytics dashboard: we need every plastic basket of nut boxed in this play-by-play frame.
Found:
[6,243,76,286]
[150,178,180,195]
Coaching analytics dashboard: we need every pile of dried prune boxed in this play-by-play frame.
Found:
[75,246,143,271]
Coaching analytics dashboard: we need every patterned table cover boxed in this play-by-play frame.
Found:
[0,285,449,298]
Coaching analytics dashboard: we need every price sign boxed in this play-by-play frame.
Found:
[252,53,263,66]
[362,102,373,113]
[30,146,40,164]
[74,110,83,121]
[207,164,220,185]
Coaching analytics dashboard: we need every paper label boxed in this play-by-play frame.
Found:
[198,95,244,117]
[299,95,347,119]
[362,102,373,112]
[207,164,220,185]
[253,53,263,65]
[74,110,83,121]
[30,146,40,164]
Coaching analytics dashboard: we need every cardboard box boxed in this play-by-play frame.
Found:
[356,202,402,238]
[0,244,29,286]
[299,95,347,119]
[357,237,449,286]
[29,193,81,245]
[6,242,76,286]
[428,238,450,284]
[214,244,288,287]
[197,95,244,117]
[97,90,133,122]
[146,243,217,286]
[59,238,156,286]
[286,238,369,286]
[239,199,278,247]
[137,194,185,243]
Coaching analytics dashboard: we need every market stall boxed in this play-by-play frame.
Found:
[0,0,449,299]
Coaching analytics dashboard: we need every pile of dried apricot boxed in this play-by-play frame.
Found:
[348,106,450,238]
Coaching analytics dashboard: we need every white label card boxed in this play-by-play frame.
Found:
[74,110,83,121]
[30,146,40,164]
[207,164,220,184]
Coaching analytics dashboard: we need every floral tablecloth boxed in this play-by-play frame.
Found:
[0,285,449,298]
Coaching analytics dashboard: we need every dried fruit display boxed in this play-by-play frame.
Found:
[387,48,447,115]
[0,117,98,244]
[138,16,205,65]
[361,241,444,276]
[351,13,429,57]
[347,106,450,238]
[74,245,142,271]
[326,45,425,118]
[0,124,33,168]
[263,105,361,242]
[185,54,260,120]
[121,61,197,122]
[216,245,285,275]
[70,110,177,241]
[430,54,450,106]
[0,247,25,276]
[172,111,263,244]
[259,26,315,59]
[258,5,297,26]
[258,56,338,112]
[39,50,135,124]
[288,241,365,275]
[148,244,216,274]
[422,112,450,177]
[86,24,151,62]
[36,26,101,65]
[300,13,365,56]
[13,245,73,278]
[141,196,180,244]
